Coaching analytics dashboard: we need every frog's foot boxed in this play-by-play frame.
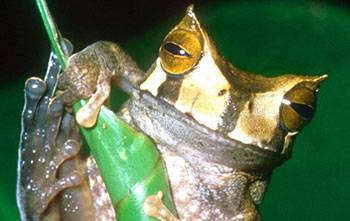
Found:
[143,191,179,221]
[33,170,83,216]
[18,77,84,220]
[75,76,111,127]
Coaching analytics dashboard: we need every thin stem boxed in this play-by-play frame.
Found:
[36,0,69,68]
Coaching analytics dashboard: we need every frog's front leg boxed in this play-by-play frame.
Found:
[58,41,144,127]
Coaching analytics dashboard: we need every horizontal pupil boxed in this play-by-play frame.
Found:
[290,102,315,119]
[164,43,190,57]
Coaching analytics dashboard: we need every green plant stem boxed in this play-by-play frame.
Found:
[36,0,69,67]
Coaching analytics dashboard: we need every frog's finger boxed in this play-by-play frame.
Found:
[43,50,61,98]
[43,40,73,102]
[52,139,81,167]
[76,77,111,128]
[23,77,46,130]
[35,49,62,129]
[45,97,64,146]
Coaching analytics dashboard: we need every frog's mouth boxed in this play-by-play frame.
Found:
[128,89,288,171]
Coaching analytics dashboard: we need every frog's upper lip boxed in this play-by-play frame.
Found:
[132,89,289,171]
[259,145,279,153]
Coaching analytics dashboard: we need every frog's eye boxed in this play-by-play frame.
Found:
[280,86,317,132]
[159,30,202,76]
[163,43,190,57]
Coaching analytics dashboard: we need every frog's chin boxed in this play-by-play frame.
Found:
[128,89,289,171]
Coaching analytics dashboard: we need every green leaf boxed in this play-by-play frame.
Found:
[74,101,177,220]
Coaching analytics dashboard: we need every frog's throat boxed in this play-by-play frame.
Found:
[128,89,288,171]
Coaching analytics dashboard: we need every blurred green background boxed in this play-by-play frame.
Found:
[2,0,349,220]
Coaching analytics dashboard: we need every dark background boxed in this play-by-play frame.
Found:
[2,0,350,220]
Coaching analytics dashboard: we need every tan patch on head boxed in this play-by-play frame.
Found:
[228,91,284,147]
[140,4,232,131]
[140,59,167,96]
[174,51,230,130]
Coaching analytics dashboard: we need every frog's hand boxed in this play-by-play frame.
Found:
[75,74,111,128]
[17,50,98,220]
[58,41,144,128]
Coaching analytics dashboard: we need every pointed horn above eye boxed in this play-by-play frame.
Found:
[311,74,328,90]
[186,4,195,15]
[313,74,328,83]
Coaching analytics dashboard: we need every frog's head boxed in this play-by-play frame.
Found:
[140,5,327,156]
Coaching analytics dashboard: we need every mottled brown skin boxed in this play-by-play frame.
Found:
[18,5,326,221]
[58,42,143,106]
[118,92,272,220]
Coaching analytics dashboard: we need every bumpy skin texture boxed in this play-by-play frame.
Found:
[17,51,115,221]
[57,41,144,128]
[58,41,144,105]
